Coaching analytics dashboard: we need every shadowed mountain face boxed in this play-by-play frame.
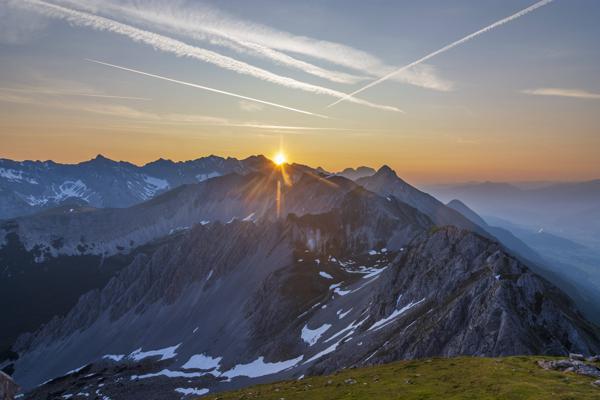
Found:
[357,167,485,234]
[2,166,598,400]
[0,154,273,220]
[0,166,360,360]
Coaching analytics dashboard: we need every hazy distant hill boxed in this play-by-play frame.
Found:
[424,180,600,247]
[335,166,376,181]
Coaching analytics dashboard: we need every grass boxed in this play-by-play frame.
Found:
[201,356,600,400]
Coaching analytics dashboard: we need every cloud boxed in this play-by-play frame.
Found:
[239,100,264,112]
[12,0,401,113]
[0,3,48,44]
[522,88,600,100]
[0,88,353,132]
[0,86,150,101]
[328,0,554,107]
[48,0,451,90]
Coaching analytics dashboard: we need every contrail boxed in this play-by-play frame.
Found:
[328,0,554,108]
[86,59,330,119]
[14,0,401,113]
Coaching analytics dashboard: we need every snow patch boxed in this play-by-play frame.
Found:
[169,226,190,235]
[20,180,92,206]
[175,387,209,396]
[319,271,333,279]
[142,175,169,199]
[368,298,426,331]
[54,180,90,201]
[242,212,256,222]
[196,172,220,182]
[0,168,38,184]
[301,323,331,346]
[65,364,87,375]
[324,316,368,344]
[131,369,204,380]
[303,342,340,364]
[129,343,180,361]
[329,283,350,296]
[221,356,302,378]
[102,354,125,362]
[182,354,222,370]
[362,266,388,279]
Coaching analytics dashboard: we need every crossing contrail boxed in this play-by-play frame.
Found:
[328,0,554,108]
[86,59,330,119]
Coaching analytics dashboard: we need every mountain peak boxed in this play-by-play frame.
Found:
[375,165,397,178]
[83,154,115,165]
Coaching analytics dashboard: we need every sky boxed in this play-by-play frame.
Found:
[0,0,599,184]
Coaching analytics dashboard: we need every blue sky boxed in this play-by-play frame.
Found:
[1,0,599,183]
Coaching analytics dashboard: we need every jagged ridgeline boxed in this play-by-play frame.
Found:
[1,158,599,399]
[0,154,272,220]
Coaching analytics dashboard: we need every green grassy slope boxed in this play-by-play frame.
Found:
[202,357,600,400]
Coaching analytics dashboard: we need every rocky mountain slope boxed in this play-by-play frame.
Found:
[446,199,600,325]
[0,165,358,361]
[0,154,271,219]
[10,182,600,398]
[357,169,600,325]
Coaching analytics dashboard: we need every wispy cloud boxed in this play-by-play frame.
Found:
[239,100,264,112]
[0,86,150,100]
[51,0,451,91]
[0,3,48,44]
[0,88,152,118]
[12,0,401,113]
[0,88,357,132]
[328,0,554,108]
[522,88,600,100]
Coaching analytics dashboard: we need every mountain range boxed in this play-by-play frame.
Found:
[0,155,271,220]
[1,156,599,399]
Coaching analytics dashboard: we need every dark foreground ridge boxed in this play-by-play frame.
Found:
[200,356,599,400]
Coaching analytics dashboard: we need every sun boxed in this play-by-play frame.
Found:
[273,152,286,166]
